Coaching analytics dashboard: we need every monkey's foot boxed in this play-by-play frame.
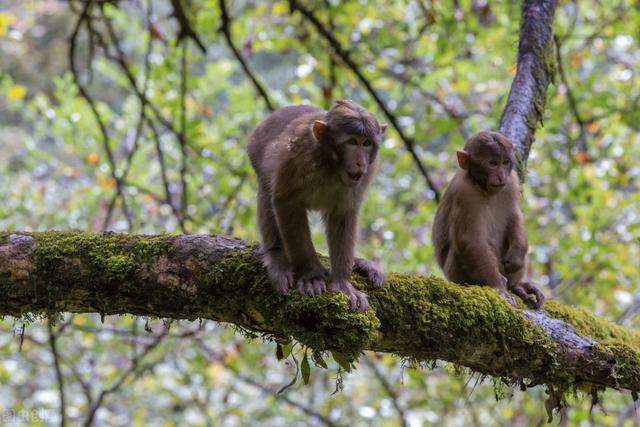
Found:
[296,270,327,297]
[268,268,294,294]
[510,281,546,309]
[330,280,371,312]
[353,258,386,288]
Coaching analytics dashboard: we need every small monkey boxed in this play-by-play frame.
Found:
[432,131,545,308]
[248,100,387,311]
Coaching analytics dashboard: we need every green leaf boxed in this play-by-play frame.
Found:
[331,351,353,372]
[301,350,310,384]
[282,342,293,359]
[312,350,328,369]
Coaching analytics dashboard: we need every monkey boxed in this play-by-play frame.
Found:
[432,130,545,309]
[247,100,388,311]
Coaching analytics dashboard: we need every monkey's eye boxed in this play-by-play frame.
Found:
[363,139,372,147]
[502,160,511,166]
[489,159,499,166]
[346,138,358,145]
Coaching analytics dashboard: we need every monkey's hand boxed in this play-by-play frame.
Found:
[509,281,546,310]
[353,258,386,288]
[330,280,371,312]
[296,265,328,297]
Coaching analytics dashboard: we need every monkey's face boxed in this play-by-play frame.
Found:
[335,135,379,186]
[469,146,515,193]
[459,132,516,194]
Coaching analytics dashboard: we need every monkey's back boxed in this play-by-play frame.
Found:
[432,175,458,269]
[247,105,325,177]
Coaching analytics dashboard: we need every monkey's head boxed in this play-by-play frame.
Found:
[311,99,388,187]
[456,131,516,194]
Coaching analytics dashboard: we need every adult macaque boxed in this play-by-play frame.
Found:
[248,100,387,311]
[432,131,545,308]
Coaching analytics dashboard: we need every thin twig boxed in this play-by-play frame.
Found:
[196,338,336,427]
[554,35,588,152]
[170,0,207,53]
[179,41,190,226]
[218,0,275,111]
[69,0,133,230]
[83,328,168,426]
[288,0,440,201]
[48,320,67,427]
[364,356,408,427]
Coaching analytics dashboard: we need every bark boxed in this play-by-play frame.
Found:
[499,0,558,174]
[1,231,639,394]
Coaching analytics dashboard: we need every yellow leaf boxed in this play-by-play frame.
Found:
[7,85,27,101]
[0,12,16,37]
[86,152,100,165]
[272,2,287,16]
[98,176,117,191]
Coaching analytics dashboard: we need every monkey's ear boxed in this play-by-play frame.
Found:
[311,120,328,142]
[456,149,469,170]
[380,124,389,134]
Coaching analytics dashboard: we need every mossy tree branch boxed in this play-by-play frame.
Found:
[1,231,639,395]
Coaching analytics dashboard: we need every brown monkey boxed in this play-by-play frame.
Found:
[432,131,545,308]
[248,100,387,311]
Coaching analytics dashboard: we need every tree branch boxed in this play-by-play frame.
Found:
[1,231,639,396]
[499,0,558,176]
[169,0,207,53]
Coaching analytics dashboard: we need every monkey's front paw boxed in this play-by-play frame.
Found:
[510,281,546,309]
[296,271,327,297]
[353,258,386,288]
[330,280,371,312]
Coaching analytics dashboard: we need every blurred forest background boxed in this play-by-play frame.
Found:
[0,0,639,425]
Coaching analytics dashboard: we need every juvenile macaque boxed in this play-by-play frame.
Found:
[248,100,387,311]
[432,131,545,308]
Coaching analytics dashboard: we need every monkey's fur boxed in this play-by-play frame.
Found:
[248,100,387,311]
[432,131,545,308]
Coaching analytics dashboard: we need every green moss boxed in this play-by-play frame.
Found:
[591,340,640,390]
[205,249,379,362]
[544,301,640,349]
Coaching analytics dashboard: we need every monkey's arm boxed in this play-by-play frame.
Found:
[504,209,545,309]
[272,196,326,294]
[326,209,371,311]
[503,209,528,274]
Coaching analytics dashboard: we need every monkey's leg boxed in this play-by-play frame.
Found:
[273,198,327,296]
[455,241,517,307]
[326,210,371,311]
[258,188,294,293]
[353,258,385,288]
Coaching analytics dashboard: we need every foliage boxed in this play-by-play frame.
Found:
[0,0,639,425]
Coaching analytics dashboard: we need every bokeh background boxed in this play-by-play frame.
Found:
[1,0,639,425]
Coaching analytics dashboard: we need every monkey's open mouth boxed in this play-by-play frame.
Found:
[347,172,364,183]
